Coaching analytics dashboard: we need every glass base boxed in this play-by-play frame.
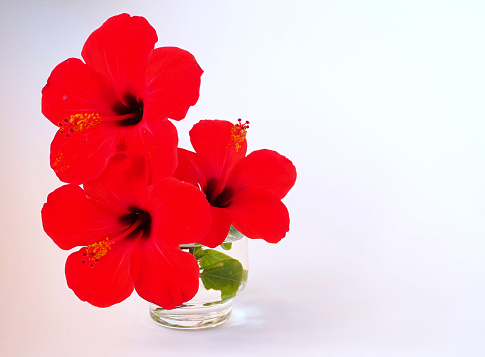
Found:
[149,229,248,330]
[149,299,233,329]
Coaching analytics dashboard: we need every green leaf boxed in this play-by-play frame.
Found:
[192,246,205,259]
[198,249,233,270]
[200,258,243,300]
[242,269,249,282]
[220,242,232,250]
[197,248,243,300]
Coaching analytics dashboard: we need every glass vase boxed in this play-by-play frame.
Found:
[149,227,249,329]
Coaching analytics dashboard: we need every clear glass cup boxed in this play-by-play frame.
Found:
[149,228,249,329]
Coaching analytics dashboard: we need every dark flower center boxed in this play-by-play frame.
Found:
[113,93,144,126]
[118,206,152,239]
[205,178,234,208]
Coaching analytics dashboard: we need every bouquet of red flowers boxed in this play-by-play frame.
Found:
[41,14,296,327]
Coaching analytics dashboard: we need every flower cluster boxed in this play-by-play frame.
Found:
[41,14,296,309]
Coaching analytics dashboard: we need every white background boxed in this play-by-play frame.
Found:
[1,1,484,356]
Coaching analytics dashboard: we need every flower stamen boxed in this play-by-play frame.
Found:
[58,113,101,137]
[228,119,250,152]
[81,238,113,267]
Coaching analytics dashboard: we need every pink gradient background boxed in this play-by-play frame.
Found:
[1,1,484,356]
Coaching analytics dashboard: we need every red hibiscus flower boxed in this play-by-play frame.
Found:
[173,119,297,248]
[42,13,203,184]
[41,152,210,308]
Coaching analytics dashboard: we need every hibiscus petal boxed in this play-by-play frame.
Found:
[197,206,233,248]
[143,47,203,121]
[227,149,297,200]
[81,13,157,95]
[173,148,203,187]
[83,153,150,215]
[42,57,119,126]
[65,238,136,308]
[148,178,211,245]
[229,189,290,243]
[50,127,117,184]
[41,184,119,250]
[131,242,199,309]
[125,119,178,184]
[189,120,247,182]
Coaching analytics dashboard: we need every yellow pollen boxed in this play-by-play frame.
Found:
[58,113,101,137]
[82,238,113,267]
[52,152,70,173]
[228,119,250,152]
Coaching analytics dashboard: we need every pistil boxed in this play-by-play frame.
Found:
[58,113,101,137]
[228,118,250,152]
[81,212,150,267]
